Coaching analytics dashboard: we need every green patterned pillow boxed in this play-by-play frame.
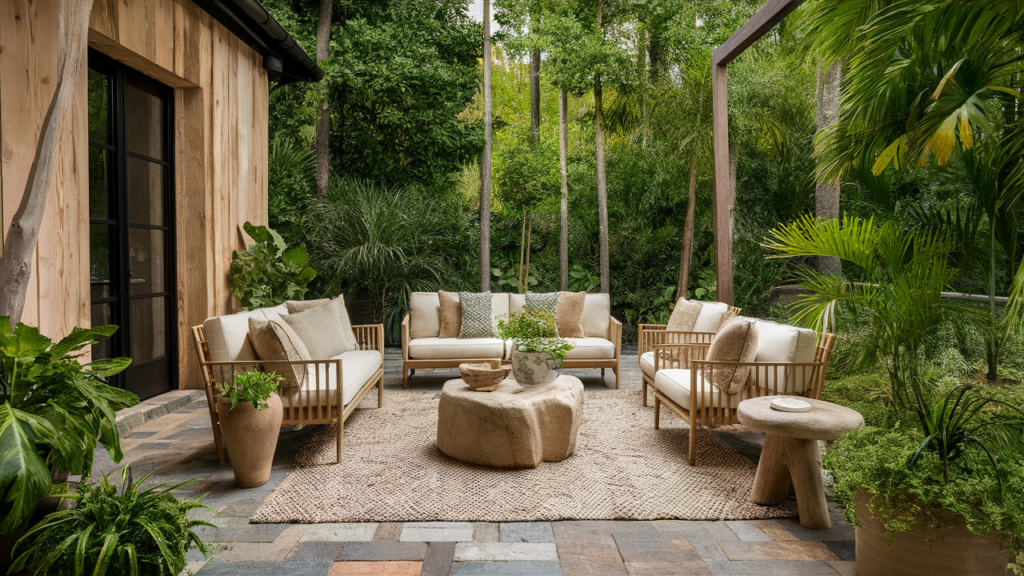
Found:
[525,292,559,319]
[458,292,494,338]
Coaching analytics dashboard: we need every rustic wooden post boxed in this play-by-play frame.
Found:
[711,0,806,306]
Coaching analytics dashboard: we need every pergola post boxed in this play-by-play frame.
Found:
[711,0,806,306]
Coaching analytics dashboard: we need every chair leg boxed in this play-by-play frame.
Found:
[688,418,698,466]
[601,367,606,378]
[614,367,620,390]
[337,420,344,464]
[642,379,648,407]
[403,364,410,390]
[654,396,661,429]
[213,424,225,463]
[378,375,384,407]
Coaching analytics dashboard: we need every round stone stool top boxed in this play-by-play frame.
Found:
[437,375,584,468]
[737,396,863,441]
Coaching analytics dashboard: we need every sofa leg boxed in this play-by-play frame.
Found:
[654,396,660,430]
[614,367,620,390]
[378,376,384,407]
[337,421,344,464]
[601,367,606,378]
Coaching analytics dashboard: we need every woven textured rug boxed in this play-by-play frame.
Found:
[251,389,794,523]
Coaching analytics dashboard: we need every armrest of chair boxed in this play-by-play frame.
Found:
[609,316,622,359]
[643,329,716,356]
[353,324,384,354]
[652,342,711,371]
[203,358,343,400]
[401,314,411,361]
[638,324,667,355]
[689,359,828,399]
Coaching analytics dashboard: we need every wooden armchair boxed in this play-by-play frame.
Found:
[637,305,740,407]
[191,323,385,464]
[652,332,836,465]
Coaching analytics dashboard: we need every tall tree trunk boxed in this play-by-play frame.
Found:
[637,26,648,148]
[480,0,493,291]
[814,60,842,275]
[315,0,332,198]
[518,213,528,293]
[525,215,532,292]
[677,149,697,300]
[595,0,609,294]
[558,90,570,291]
[530,48,541,144]
[0,0,94,324]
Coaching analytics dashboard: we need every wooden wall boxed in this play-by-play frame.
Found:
[0,0,269,390]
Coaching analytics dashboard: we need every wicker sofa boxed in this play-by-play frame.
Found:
[401,292,622,389]
[191,303,384,464]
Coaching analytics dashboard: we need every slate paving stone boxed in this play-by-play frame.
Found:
[501,522,555,543]
[181,415,214,428]
[450,561,563,575]
[612,536,694,551]
[216,502,261,517]
[336,541,428,561]
[328,561,423,575]
[127,431,157,439]
[453,542,559,562]
[827,560,856,576]
[195,523,290,543]
[704,521,741,544]
[556,541,627,576]
[402,523,475,542]
[197,560,332,575]
[421,541,457,576]
[374,522,405,541]
[705,560,841,576]
[717,541,842,562]
[301,523,378,542]
[749,520,798,541]
[289,541,345,561]
[473,522,500,543]
[658,528,728,563]
[624,561,712,576]
[724,521,771,542]
[822,540,855,562]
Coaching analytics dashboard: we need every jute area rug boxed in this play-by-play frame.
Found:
[251,389,794,523]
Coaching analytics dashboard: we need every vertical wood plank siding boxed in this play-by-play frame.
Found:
[0,0,270,390]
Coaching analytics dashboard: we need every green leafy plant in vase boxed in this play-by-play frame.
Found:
[10,466,214,576]
[496,309,574,385]
[0,318,137,536]
[216,370,285,488]
[230,221,316,310]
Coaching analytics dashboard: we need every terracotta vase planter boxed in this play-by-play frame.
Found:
[218,393,283,488]
[854,492,1010,576]
[511,350,559,385]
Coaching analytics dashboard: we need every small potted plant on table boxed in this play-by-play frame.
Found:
[217,370,284,488]
[496,309,574,386]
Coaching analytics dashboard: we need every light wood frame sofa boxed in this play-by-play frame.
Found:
[402,292,623,389]
[637,302,740,407]
[651,319,836,465]
[191,304,384,464]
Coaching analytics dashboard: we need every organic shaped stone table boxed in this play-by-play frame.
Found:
[737,396,864,529]
[437,375,583,468]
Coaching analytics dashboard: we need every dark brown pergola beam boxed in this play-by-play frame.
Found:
[711,0,805,305]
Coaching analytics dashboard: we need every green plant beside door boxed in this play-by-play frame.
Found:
[230,221,316,310]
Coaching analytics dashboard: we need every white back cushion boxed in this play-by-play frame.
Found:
[693,302,729,332]
[491,293,510,332]
[582,293,611,339]
[204,307,282,362]
[409,292,441,339]
[753,320,818,393]
[509,294,526,314]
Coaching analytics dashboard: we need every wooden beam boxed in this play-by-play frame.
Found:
[712,0,806,66]
[712,63,733,305]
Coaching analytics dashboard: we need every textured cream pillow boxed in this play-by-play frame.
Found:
[556,291,586,338]
[705,316,759,394]
[286,298,329,314]
[666,298,703,332]
[438,290,462,338]
[248,317,310,388]
[281,297,353,359]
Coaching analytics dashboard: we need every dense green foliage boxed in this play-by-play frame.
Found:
[230,222,316,310]
[0,320,136,534]
[218,370,284,411]
[495,309,574,361]
[10,467,213,576]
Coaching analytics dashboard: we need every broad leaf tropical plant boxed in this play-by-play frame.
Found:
[9,466,214,576]
[230,221,316,310]
[0,319,136,534]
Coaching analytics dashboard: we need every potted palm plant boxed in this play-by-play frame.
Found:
[496,309,574,385]
[217,370,284,488]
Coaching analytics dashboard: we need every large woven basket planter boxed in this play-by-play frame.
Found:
[854,492,1009,576]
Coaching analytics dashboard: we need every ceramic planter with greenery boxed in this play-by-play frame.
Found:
[217,370,284,488]
[0,318,137,539]
[496,309,573,385]
[10,466,213,575]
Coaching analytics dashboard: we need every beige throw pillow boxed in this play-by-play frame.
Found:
[286,299,330,314]
[556,291,586,338]
[248,317,310,388]
[438,290,462,338]
[666,298,703,332]
[281,297,354,359]
[705,316,759,395]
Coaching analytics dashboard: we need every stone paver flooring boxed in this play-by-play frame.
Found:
[93,347,855,576]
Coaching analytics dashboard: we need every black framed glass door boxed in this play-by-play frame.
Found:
[88,50,177,399]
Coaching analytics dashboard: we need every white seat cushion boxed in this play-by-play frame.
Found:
[640,351,682,378]
[408,337,505,360]
[654,368,749,410]
[563,337,615,359]
[693,302,729,332]
[280,349,383,409]
[752,320,818,393]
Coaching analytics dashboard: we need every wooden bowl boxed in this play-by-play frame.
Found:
[459,362,511,391]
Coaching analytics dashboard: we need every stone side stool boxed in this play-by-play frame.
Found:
[437,375,583,468]
[737,396,864,529]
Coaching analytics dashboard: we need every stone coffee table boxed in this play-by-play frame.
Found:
[436,375,584,468]
[737,396,864,529]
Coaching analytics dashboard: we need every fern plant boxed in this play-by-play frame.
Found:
[10,467,213,576]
